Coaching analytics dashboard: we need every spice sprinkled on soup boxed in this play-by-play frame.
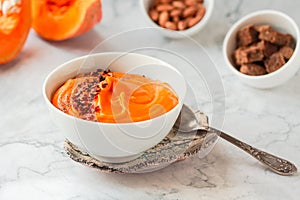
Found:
[52,69,178,123]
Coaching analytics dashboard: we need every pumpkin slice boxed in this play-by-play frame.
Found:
[32,0,102,41]
[0,0,31,64]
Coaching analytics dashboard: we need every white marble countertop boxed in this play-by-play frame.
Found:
[1,0,300,199]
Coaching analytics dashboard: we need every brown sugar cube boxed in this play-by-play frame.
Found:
[240,63,267,76]
[279,46,294,59]
[259,26,295,46]
[233,45,264,65]
[264,52,286,73]
[253,40,278,57]
[237,24,259,47]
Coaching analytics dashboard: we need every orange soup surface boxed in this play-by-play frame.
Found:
[52,69,178,123]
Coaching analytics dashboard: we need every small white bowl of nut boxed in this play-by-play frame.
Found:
[223,10,300,89]
[140,0,214,39]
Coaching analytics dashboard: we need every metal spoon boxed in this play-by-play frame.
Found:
[174,105,297,176]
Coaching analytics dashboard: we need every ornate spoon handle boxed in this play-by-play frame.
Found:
[209,127,297,176]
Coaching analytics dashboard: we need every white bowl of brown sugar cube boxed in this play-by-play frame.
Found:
[140,0,214,38]
[223,10,300,89]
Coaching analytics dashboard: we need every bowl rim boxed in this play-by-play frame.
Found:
[223,9,300,80]
[42,52,186,126]
[139,0,215,36]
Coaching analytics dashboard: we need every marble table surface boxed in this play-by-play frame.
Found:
[1,0,300,199]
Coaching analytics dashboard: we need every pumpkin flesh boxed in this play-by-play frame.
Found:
[32,0,102,41]
[0,0,31,64]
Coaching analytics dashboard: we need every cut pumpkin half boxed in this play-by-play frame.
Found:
[32,0,102,41]
[0,0,31,64]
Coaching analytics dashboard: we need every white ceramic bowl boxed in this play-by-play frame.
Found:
[140,0,214,39]
[223,10,300,89]
[43,53,186,163]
